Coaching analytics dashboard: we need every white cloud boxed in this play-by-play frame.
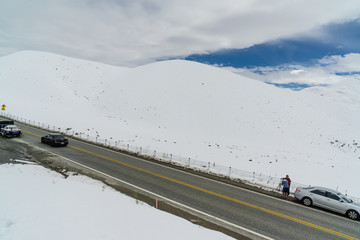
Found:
[320,53,360,73]
[290,69,305,75]
[260,67,342,85]
[1,0,360,66]
[230,53,360,86]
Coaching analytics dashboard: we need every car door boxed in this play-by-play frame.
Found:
[324,191,347,214]
[309,189,327,207]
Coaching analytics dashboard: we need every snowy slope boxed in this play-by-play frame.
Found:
[0,163,232,240]
[1,50,359,197]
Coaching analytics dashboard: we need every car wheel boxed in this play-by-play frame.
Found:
[302,197,312,206]
[41,138,45,143]
[346,210,359,220]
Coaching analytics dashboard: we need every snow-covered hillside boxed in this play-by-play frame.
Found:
[1,50,359,197]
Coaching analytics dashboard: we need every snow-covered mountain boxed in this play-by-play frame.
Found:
[1,50,359,197]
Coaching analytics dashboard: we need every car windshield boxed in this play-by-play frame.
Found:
[337,193,353,203]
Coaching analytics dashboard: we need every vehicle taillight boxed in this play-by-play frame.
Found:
[295,189,301,193]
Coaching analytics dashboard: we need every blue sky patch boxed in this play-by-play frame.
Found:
[265,82,327,91]
[185,19,360,69]
[335,72,360,76]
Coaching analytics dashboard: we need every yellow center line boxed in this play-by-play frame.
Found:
[68,145,358,240]
[23,130,42,137]
[23,130,358,240]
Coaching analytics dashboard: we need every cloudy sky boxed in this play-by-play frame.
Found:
[1,0,360,68]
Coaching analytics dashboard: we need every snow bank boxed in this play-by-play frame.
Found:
[0,163,232,240]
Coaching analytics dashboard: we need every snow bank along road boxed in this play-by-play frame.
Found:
[2,120,359,240]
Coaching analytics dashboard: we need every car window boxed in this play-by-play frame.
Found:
[53,135,65,139]
[311,189,326,196]
[337,193,352,203]
[327,192,340,201]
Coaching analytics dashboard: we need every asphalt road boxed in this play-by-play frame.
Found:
[1,118,359,240]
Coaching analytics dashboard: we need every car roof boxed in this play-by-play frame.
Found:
[48,133,64,136]
[5,125,18,128]
[303,186,342,194]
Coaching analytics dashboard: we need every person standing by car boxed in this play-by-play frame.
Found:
[281,178,290,199]
[285,174,291,187]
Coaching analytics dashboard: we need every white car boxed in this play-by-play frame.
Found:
[0,124,22,137]
[294,186,360,220]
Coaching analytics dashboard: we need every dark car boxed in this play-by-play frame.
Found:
[41,133,68,147]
